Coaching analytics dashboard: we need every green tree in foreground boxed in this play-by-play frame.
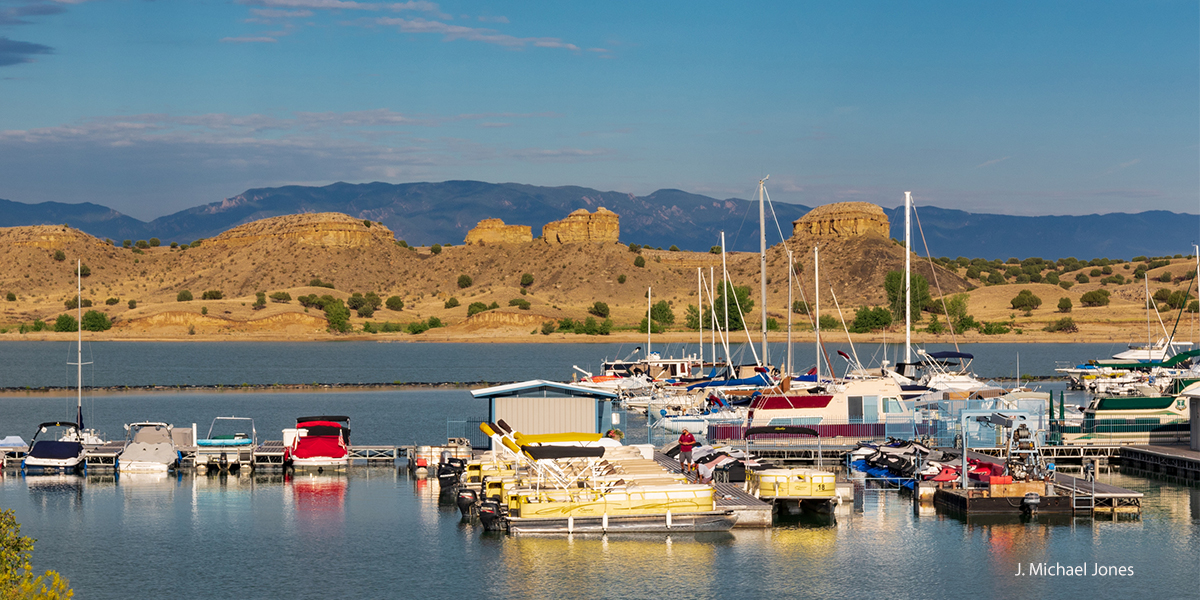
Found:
[0,509,73,599]
[650,300,674,325]
[884,271,930,323]
[53,314,77,333]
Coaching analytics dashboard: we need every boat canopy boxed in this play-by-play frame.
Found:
[520,445,606,460]
[685,373,772,390]
[297,415,349,424]
[297,423,350,438]
[35,421,80,431]
[926,351,973,360]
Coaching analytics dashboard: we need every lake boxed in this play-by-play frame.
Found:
[0,342,1196,599]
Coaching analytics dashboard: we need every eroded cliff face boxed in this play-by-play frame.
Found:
[792,202,889,239]
[0,225,105,250]
[209,213,395,248]
[464,218,533,245]
[542,207,620,244]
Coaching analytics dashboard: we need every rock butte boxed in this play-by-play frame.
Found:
[542,207,620,245]
[793,202,889,239]
[464,218,533,245]
[210,212,396,248]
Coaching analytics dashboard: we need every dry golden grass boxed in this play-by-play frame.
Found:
[0,214,1194,343]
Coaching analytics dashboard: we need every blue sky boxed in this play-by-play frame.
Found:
[0,1,1197,221]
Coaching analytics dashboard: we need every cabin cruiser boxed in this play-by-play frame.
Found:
[22,422,86,473]
[118,422,179,473]
[285,416,351,472]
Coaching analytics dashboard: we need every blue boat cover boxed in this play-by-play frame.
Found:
[926,351,973,360]
[28,440,83,460]
[196,438,253,447]
[686,373,772,390]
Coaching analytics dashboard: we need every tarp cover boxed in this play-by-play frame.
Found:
[744,425,820,437]
[28,440,83,460]
[521,445,606,460]
[686,373,772,390]
[926,351,974,360]
[292,435,347,459]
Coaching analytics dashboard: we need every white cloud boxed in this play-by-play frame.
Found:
[249,8,314,18]
[372,17,580,50]
[974,156,1010,168]
[476,15,509,23]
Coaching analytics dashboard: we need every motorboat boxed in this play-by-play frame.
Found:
[22,422,86,473]
[118,422,179,473]
[195,416,256,472]
[285,416,351,472]
[1054,382,1195,445]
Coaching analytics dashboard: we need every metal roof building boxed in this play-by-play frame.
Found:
[471,380,618,442]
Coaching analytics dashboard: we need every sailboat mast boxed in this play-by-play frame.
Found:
[76,259,82,429]
[721,232,729,365]
[759,176,769,369]
[697,268,703,369]
[904,191,912,365]
[647,286,652,358]
[787,249,793,378]
[814,245,820,380]
[710,266,717,366]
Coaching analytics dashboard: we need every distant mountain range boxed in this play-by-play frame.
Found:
[1,181,1197,259]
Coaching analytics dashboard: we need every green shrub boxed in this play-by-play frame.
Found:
[54,314,77,332]
[818,314,841,330]
[1057,297,1072,313]
[978,321,1011,335]
[78,264,90,277]
[557,318,576,332]
[309,278,336,289]
[253,292,267,310]
[850,306,892,333]
[1010,289,1042,311]
[149,238,160,247]
[201,306,208,315]
[650,300,674,324]
[396,240,409,248]
[520,273,534,287]
[488,301,499,310]
[5,292,14,302]
[628,243,641,253]
[201,290,223,300]
[457,274,473,289]
[1044,317,1078,333]
[709,246,721,254]
[53,250,65,262]
[791,300,809,315]
[31,319,46,332]
[1189,300,1199,313]
[123,240,132,248]
[669,245,679,252]
[170,242,178,249]
[636,317,662,335]
[135,240,149,249]
[1080,290,1111,307]
[105,297,119,305]
[443,297,459,309]
[617,274,626,284]
[1045,272,1060,285]
[128,300,137,309]
[407,320,429,335]
[589,301,610,318]
[81,310,112,331]
[270,292,292,303]
[430,243,442,255]
[387,296,405,311]
[1159,271,1173,283]
[467,302,489,317]
[634,255,646,268]
[541,321,557,335]
[509,298,531,310]
[427,316,443,328]
[323,299,351,333]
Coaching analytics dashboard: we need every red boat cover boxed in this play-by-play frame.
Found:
[749,395,834,410]
[292,421,348,459]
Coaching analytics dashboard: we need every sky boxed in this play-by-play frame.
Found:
[0,1,1197,221]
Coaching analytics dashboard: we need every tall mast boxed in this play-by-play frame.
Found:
[710,266,717,366]
[721,231,729,365]
[647,286,652,357]
[787,248,793,377]
[697,268,703,368]
[814,245,820,381]
[76,259,82,429]
[759,176,769,369]
[904,191,912,365]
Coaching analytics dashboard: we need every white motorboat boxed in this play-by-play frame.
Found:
[22,422,86,473]
[118,422,179,473]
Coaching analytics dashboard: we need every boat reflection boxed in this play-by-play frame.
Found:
[23,472,83,510]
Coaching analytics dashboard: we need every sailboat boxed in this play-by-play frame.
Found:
[23,260,91,473]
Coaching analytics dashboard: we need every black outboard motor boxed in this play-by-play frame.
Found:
[479,499,504,532]
[456,488,479,519]
[1021,492,1040,515]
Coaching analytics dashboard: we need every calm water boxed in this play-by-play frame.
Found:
[0,341,1164,388]
[0,344,1196,599]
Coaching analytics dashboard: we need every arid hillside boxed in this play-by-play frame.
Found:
[0,207,1195,344]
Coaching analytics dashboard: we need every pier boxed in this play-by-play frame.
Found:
[2,441,399,472]
[1118,445,1200,481]
[651,451,774,528]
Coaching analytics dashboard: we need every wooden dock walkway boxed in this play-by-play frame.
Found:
[652,451,772,528]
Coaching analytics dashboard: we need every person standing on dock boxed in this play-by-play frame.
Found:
[678,428,697,470]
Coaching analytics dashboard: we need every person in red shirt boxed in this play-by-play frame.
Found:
[678,428,697,469]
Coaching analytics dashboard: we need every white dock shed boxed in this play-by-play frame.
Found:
[471,380,618,442]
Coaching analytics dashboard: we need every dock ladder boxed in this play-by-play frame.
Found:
[1070,475,1096,513]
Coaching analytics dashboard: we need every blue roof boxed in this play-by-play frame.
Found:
[470,379,619,400]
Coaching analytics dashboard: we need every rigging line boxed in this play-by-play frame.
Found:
[727,182,762,253]
[722,256,761,366]
[830,289,863,376]
[912,202,962,350]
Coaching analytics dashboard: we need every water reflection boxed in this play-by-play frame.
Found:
[23,473,83,510]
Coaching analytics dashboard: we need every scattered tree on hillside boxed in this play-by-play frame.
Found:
[1044,317,1078,333]
[589,302,610,318]
[201,290,223,300]
[509,298,531,310]
[323,299,351,333]
[650,300,675,325]
[430,243,442,255]
[1080,290,1111,307]
[1010,289,1042,311]
[792,300,809,315]
[457,274,473,289]
[81,310,112,331]
[53,314,76,332]
[850,306,892,333]
[6,292,15,302]
[149,238,160,247]
[634,256,646,268]
[270,292,291,303]
[253,292,267,310]
[388,296,406,311]
[52,250,65,262]
[1057,297,1072,313]
[128,300,137,309]
[617,275,626,284]
[713,282,754,331]
[884,271,930,323]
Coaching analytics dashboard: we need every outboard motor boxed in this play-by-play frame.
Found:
[456,488,479,519]
[1021,492,1040,515]
[479,499,504,532]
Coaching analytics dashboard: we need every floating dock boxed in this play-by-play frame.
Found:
[1118,445,1200,481]
[2,441,398,472]
[651,452,773,528]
